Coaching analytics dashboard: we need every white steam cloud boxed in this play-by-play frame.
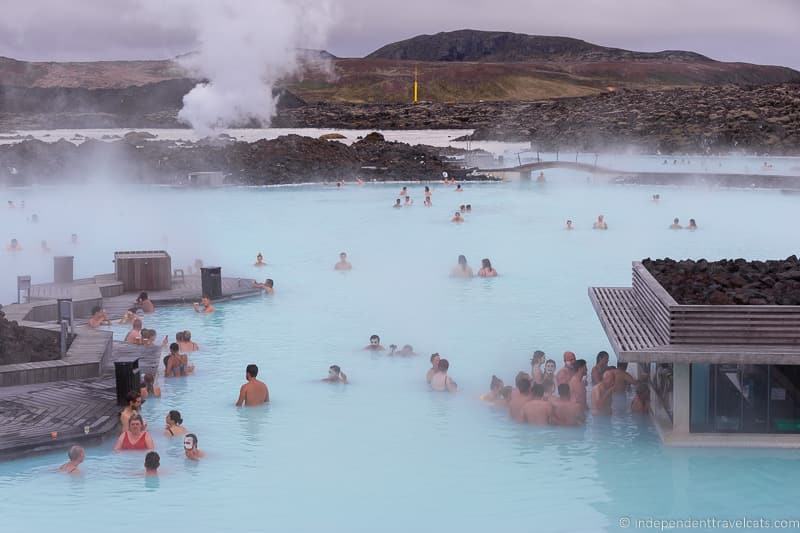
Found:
[150,0,334,134]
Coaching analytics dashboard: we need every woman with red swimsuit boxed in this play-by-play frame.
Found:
[114,414,155,451]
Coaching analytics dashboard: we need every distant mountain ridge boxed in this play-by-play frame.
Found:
[367,29,714,63]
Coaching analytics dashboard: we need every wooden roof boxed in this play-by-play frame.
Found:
[589,287,800,365]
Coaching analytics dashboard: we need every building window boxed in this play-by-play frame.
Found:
[690,364,800,434]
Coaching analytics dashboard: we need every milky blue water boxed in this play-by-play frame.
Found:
[2,170,800,533]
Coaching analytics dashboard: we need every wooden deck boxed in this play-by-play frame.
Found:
[0,271,258,460]
[0,377,119,459]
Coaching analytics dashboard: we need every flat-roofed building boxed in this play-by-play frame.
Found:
[590,260,800,448]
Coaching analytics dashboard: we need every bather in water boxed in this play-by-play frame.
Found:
[450,255,473,278]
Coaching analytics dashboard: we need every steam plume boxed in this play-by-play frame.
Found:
[161,0,334,134]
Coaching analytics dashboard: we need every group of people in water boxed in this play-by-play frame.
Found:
[480,350,650,426]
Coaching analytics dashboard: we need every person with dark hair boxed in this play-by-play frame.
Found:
[478,258,497,277]
[565,220,574,230]
[522,384,553,425]
[593,214,608,230]
[426,353,441,384]
[450,255,473,278]
[687,218,698,231]
[254,253,266,267]
[465,204,472,213]
[120,391,143,433]
[6,238,22,251]
[140,373,161,399]
[480,375,505,403]
[364,334,384,351]
[119,308,139,325]
[136,291,155,313]
[253,278,274,294]
[88,306,111,328]
[59,446,85,474]
[451,211,464,223]
[114,414,154,451]
[399,186,408,197]
[164,410,187,437]
[144,452,160,476]
[508,376,531,422]
[236,364,269,406]
[165,343,189,378]
[569,359,588,409]
[631,383,651,414]
[404,196,414,207]
[322,365,348,383]
[459,204,466,213]
[591,351,610,386]
[334,252,352,271]
[550,384,584,426]
[612,362,637,394]
[393,198,403,209]
[430,359,457,393]
[455,184,463,192]
[184,434,205,460]
[125,318,143,344]
[193,295,215,314]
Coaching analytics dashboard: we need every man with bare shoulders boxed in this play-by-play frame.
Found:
[334,252,352,271]
[556,351,576,386]
[591,369,615,416]
[612,362,637,393]
[568,359,588,410]
[125,319,143,344]
[508,376,532,422]
[193,295,215,314]
[236,364,269,407]
[591,351,609,386]
[550,384,585,426]
[522,384,553,425]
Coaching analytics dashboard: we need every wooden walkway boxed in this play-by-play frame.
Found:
[0,272,259,459]
[0,377,119,459]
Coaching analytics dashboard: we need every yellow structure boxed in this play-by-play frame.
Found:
[413,66,419,104]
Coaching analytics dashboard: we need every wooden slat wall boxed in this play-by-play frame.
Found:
[633,261,800,346]
[631,262,673,343]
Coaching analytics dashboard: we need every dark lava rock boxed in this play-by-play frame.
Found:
[0,133,496,185]
[643,256,800,305]
[0,311,61,365]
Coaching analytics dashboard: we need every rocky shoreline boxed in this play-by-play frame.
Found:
[2,83,799,155]
[0,132,494,185]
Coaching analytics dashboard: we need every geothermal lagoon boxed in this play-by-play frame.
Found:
[1,134,800,532]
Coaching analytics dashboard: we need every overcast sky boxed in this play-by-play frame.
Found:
[1,0,798,69]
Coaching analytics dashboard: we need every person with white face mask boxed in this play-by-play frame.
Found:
[183,434,205,461]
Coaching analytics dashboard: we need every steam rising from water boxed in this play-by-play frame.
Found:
[160,0,334,134]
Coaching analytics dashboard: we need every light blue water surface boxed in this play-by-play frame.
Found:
[1,172,800,533]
